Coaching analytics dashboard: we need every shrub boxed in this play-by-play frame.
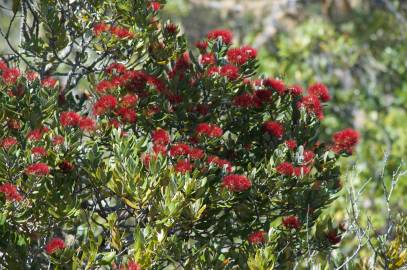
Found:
[0,0,358,268]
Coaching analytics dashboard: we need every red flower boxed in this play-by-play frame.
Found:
[227,48,248,65]
[254,90,272,103]
[263,121,284,138]
[153,144,167,155]
[207,66,220,76]
[326,230,342,245]
[117,108,137,123]
[276,162,294,176]
[93,22,110,36]
[308,82,330,102]
[93,95,117,115]
[121,94,138,108]
[303,150,315,164]
[233,93,253,108]
[195,104,209,116]
[200,53,215,65]
[207,156,233,172]
[220,64,239,80]
[27,127,48,141]
[188,147,204,160]
[79,117,96,131]
[59,160,75,173]
[285,140,297,150]
[169,143,190,157]
[31,146,47,157]
[105,63,127,75]
[293,166,311,177]
[331,128,360,154]
[298,95,324,120]
[45,237,65,254]
[60,111,81,127]
[127,260,142,270]
[0,183,23,202]
[1,137,18,150]
[282,215,301,229]
[149,1,161,11]
[207,29,233,45]
[195,40,208,51]
[110,26,134,39]
[0,60,7,71]
[25,163,50,176]
[196,123,223,138]
[288,84,303,96]
[52,135,65,145]
[1,68,20,84]
[41,77,58,88]
[222,174,252,192]
[248,231,266,245]
[164,23,178,34]
[263,78,286,95]
[96,80,115,92]
[26,71,39,81]
[152,128,170,146]
[241,46,257,59]
[7,119,21,130]
[175,159,193,174]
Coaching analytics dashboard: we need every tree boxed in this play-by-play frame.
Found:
[0,0,358,268]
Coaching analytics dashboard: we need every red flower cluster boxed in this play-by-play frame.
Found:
[196,123,223,138]
[331,128,359,154]
[41,77,58,88]
[149,1,161,11]
[121,94,138,108]
[27,127,49,141]
[25,163,50,176]
[298,95,324,120]
[60,112,96,131]
[169,143,190,157]
[200,53,215,65]
[93,22,134,39]
[208,155,233,173]
[1,137,18,150]
[1,68,20,84]
[227,46,257,65]
[31,146,47,157]
[207,29,233,45]
[326,229,342,245]
[93,95,117,115]
[117,108,137,123]
[222,174,252,192]
[0,183,23,202]
[307,82,330,102]
[219,64,239,80]
[276,162,311,177]
[263,78,286,95]
[152,128,170,146]
[175,159,193,174]
[282,215,301,229]
[233,93,255,108]
[127,260,142,270]
[45,237,65,254]
[263,121,284,138]
[248,231,266,245]
[285,139,297,150]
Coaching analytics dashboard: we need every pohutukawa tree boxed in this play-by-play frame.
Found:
[0,0,359,269]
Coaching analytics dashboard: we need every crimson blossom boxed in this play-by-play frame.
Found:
[222,174,252,192]
[248,231,266,245]
[45,238,65,254]
[0,183,23,202]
